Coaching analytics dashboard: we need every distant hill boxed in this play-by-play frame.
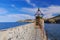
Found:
[17,19,35,23]
[45,15,60,23]
[17,15,60,23]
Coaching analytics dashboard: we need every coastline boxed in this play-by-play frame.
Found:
[0,22,31,31]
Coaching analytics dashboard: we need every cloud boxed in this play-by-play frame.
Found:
[41,5,60,14]
[11,4,15,7]
[20,8,37,14]
[25,0,36,7]
[20,5,60,18]
[11,4,18,10]
[0,8,8,14]
[0,5,60,22]
[41,5,60,18]
[7,14,34,19]
[0,14,34,22]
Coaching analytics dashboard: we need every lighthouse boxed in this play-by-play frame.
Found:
[35,8,48,40]
[35,8,44,29]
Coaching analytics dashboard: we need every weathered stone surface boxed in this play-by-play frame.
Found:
[0,23,46,40]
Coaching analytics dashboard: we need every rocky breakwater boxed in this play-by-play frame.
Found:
[0,23,46,40]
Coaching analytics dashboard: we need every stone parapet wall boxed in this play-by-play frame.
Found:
[0,23,46,40]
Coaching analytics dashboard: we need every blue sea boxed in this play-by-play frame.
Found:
[0,22,30,30]
[45,23,60,40]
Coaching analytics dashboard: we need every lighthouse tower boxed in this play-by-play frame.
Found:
[35,8,44,28]
[35,8,48,40]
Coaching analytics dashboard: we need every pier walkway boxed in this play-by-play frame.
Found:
[0,23,47,40]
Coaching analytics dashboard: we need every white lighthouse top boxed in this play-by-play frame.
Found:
[35,8,44,17]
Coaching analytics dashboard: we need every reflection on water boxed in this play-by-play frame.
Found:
[45,23,60,40]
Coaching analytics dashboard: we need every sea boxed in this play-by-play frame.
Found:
[0,22,60,40]
[45,23,60,40]
[0,22,30,30]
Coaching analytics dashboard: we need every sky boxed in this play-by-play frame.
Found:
[0,0,60,22]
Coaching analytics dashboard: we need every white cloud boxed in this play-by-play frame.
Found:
[41,5,60,18]
[0,8,8,14]
[0,14,34,22]
[20,5,60,18]
[20,8,37,14]
[25,0,36,7]
[11,4,15,7]
[7,14,34,19]
[41,5,60,14]
[0,5,60,22]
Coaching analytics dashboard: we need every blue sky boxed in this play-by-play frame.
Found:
[0,0,60,22]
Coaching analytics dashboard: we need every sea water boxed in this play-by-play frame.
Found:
[0,22,30,30]
[45,23,60,40]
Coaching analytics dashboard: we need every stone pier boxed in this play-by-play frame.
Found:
[0,23,47,40]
